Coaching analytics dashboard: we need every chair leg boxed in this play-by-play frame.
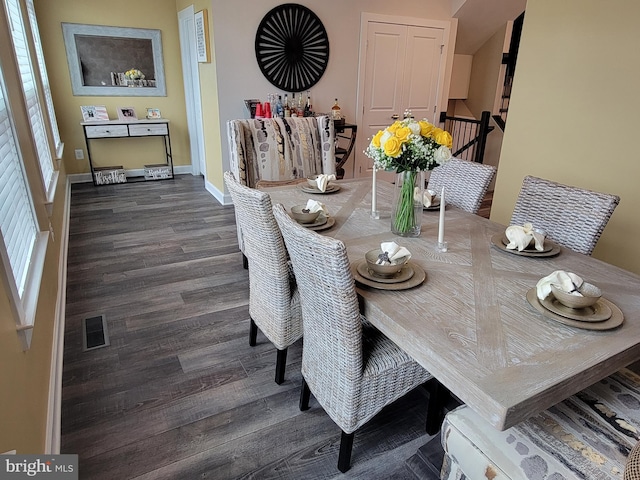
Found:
[242,253,248,269]
[426,379,449,435]
[275,348,287,385]
[249,318,258,347]
[299,378,311,411]
[338,431,355,473]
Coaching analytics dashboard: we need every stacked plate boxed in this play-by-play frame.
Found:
[299,213,335,232]
[526,288,624,330]
[352,260,426,291]
[299,184,341,194]
[491,233,561,258]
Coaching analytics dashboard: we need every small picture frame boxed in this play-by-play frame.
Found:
[146,108,162,120]
[117,107,137,121]
[81,105,109,122]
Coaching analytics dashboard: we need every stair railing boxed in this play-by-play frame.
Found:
[439,110,493,163]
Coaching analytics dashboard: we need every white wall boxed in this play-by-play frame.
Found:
[210,0,453,176]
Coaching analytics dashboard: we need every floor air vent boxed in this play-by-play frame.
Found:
[82,314,110,351]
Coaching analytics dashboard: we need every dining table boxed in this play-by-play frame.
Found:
[260,177,640,432]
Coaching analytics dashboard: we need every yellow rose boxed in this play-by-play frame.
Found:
[387,121,402,133]
[395,126,412,144]
[435,130,453,149]
[371,130,384,148]
[383,135,402,157]
[419,121,434,137]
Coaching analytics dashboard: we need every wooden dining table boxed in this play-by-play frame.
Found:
[261,177,640,431]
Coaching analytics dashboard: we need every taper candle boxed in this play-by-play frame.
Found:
[371,167,377,213]
[438,186,446,244]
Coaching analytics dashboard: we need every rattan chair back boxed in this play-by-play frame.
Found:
[510,175,620,255]
[427,158,496,214]
[223,172,302,350]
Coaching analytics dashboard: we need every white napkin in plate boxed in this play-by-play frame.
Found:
[315,174,336,192]
[536,270,584,301]
[304,199,328,215]
[422,189,437,207]
[376,241,411,265]
[506,223,545,251]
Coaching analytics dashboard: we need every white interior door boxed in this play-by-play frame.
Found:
[356,20,445,180]
[178,6,206,177]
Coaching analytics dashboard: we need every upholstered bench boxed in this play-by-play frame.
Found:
[440,368,640,480]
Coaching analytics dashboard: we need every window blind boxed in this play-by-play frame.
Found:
[25,0,61,156]
[0,63,38,298]
[5,0,55,196]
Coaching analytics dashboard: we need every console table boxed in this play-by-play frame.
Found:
[81,119,173,186]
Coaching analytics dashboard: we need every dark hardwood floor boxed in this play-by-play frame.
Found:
[62,175,441,479]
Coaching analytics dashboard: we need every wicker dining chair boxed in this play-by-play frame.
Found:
[427,158,496,214]
[510,175,620,255]
[223,171,302,385]
[272,203,434,473]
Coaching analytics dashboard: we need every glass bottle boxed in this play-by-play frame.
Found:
[283,93,291,117]
[304,90,312,117]
[275,95,284,118]
[331,98,342,121]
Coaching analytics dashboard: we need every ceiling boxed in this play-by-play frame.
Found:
[452,0,527,55]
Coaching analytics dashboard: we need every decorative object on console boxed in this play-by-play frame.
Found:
[81,105,109,122]
[117,107,137,121]
[146,108,161,119]
[255,4,329,92]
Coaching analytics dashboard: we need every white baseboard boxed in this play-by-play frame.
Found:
[45,180,71,454]
[205,178,231,205]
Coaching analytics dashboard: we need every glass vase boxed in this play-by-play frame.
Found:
[391,170,423,237]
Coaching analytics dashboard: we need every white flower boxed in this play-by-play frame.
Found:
[380,130,393,148]
[408,122,421,135]
[434,145,452,164]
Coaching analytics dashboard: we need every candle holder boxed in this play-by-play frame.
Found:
[370,210,380,219]
[436,241,448,253]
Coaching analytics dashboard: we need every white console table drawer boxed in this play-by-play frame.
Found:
[85,124,129,138]
[129,123,169,137]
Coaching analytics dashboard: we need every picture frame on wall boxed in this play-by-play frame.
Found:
[146,108,161,119]
[117,107,137,121]
[194,9,211,63]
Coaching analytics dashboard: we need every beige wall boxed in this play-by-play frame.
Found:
[34,0,191,175]
[491,0,640,273]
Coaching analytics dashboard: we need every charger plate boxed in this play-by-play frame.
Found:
[297,215,327,228]
[356,261,415,284]
[352,262,426,291]
[526,288,623,331]
[306,216,335,231]
[491,233,561,258]
[299,184,341,194]
[540,293,612,322]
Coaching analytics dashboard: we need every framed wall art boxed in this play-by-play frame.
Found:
[194,10,211,63]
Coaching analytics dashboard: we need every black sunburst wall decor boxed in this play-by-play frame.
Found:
[255,3,330,92]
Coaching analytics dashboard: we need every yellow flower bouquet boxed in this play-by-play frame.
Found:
[124,68,145,80]
[365,116,453,235]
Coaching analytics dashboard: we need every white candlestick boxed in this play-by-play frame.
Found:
[371,167,379,219]
[438,186,446,244]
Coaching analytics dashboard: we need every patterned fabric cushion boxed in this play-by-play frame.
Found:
[441,368,640,480]
[227,116,335,188]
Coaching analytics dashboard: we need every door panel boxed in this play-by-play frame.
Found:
[357,21,445,178]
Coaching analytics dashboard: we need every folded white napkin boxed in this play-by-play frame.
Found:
[315,174,336,192]
[422,189,437,207]
[506,223,545,251]
[304,199,328,215]
[376,241,411,265]
[536,270,584,301]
